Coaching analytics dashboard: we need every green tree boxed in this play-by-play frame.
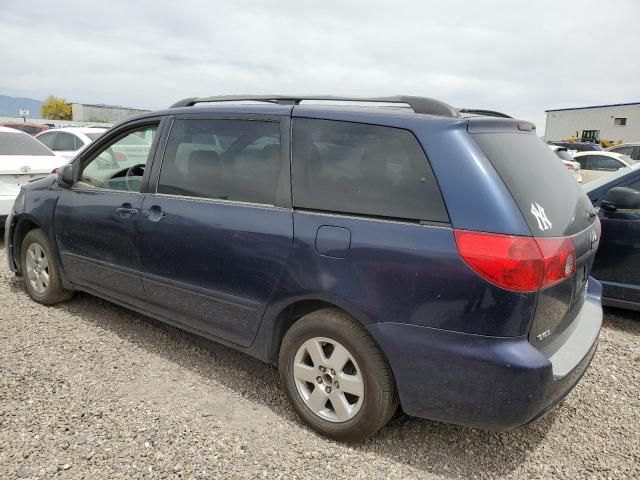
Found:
[41,96,72,120]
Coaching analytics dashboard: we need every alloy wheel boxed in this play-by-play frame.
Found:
[292,337,365,423]
[25,243,49,295]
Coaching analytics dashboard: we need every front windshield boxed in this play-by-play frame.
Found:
[583,162,640,192]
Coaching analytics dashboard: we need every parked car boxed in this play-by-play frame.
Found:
[548,145,582,182]
[572,151,635,183]
[35,127,107,161]
[0,126,65,226]
[606,142,640,161]
[549,141,603,152]
[0,121,49,136]
[5,95,603,441]
[583,163,640,310]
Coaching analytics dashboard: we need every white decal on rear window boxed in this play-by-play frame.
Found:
[531,202,552,231]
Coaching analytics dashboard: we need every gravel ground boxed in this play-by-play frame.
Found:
[0,242,639,479]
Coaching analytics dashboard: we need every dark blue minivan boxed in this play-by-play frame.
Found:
[5,96,603,441]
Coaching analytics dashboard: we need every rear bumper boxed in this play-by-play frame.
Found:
[368,278,603,430]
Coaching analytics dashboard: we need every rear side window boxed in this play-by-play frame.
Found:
[594,156,623,171]
[575,155,590,169]
[610,146,634,157]
[291,119,448,222]
[472,132,593,236]
[52,132,78,151]
[157,119,281,205]
[0,131,55,156]
[75,136,85,150]
[37,132,56,148]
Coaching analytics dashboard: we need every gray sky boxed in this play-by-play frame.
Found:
[1,0,639,133]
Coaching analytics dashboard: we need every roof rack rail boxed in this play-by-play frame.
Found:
[458,108,512,118]
[169,95,460,118]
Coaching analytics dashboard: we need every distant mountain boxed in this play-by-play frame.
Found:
[0,95,43,118]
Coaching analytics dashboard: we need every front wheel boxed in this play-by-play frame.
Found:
[20,228,74,305]
[279,308,398,442]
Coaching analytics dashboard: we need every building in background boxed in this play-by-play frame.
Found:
[71,103,150,123]
[545,102,640,143]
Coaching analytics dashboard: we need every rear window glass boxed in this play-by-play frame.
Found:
[472,132,594,236]
[0,132,55,156]
[292,118,448,222]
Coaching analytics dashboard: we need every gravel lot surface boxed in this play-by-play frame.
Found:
[0,242,639,479]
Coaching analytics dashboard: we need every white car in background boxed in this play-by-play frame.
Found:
[548,144,582,183]
[572,151,636,184]
[35,126,107,161]
[0,127,66,224]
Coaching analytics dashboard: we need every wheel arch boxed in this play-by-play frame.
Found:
[261,294,380,366]
[8,214,43,274]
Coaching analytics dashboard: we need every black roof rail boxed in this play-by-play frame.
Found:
[169,95,461,118]
[458,108,512,118]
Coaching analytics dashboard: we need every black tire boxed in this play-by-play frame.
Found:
[279,308,398,442]
[20,228,74,305]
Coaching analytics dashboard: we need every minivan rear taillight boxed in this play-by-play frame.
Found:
[454,230,576,292]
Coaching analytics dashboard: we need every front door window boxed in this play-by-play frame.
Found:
[78,125,157,192]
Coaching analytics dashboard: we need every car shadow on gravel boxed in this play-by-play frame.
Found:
[603,307,640,335]
[12,281,556,478]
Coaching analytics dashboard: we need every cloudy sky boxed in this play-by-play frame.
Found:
[1,0,639,133]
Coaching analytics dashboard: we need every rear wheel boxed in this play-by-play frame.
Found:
[20,229,73,305]
[279,308,397,441]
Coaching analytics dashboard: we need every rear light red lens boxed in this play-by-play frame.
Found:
[51,167,59,174]
[454,230,576,292]
[536,237,576,288]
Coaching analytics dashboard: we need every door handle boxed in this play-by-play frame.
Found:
[115,206,138,218]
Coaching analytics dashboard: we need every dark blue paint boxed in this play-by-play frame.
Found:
[585,167,640,307]
[5,103,603,431]
[136,195,293,347]
[369,279,602,430]
[54,188,146,303]
[268,211,536,336]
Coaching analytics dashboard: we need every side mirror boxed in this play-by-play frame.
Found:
[57,163,75,188]
[601,187,640,211]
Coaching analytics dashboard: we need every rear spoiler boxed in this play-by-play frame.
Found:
[459,109,512,118]
[467,117,536,133]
